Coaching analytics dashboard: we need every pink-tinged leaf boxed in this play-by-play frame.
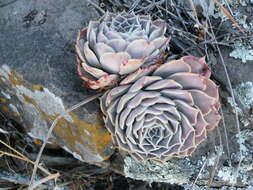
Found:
[204,79,219,101]
[169,72,206,90]
[164,107,181,121]
[93,42,115,58]
[195,130,207,145]
[97,23,108,43]
[168,127,182,146]
[81,62,107,78]
[128,76,162,92]
[120,64,159,85]
[107,98,119,126]
[100,90,109,114]
[100,52,131,74]
[105,85,130,107]
[189,89,216,115]
[119,107,132,130]
[75,31,86,62]
[153,60,191,78]
[127,91,160,109]
[204,107,221,131]
[180,131,195,152]
[180,114,195,140]
[149,24,166,40]
[174,100,199,125]
[161,89,194,105]
[87,74,118,90]
[106,30,123,40]
[107,39,128,52]
[145,79,182,90]
[164,144,180,156]
[182,56,211,78]
[116,92,138,114]
[83,42,101,68]
[126,106,146,128]
[152,36,170,49]
[132,118,144,139]
[105,116,115,134]
[119,58,146,75]
[194,112,208,136]
[87,21,99,47]
[126,39,156,59]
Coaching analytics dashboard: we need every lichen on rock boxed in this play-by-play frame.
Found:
[124,156,193,184]
[0,65,114,164]
[229,42,253,63]
[234,81,253,109]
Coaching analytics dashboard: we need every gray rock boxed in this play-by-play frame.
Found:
[0,0,114,165]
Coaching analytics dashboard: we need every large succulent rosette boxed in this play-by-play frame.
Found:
[76,12,170,90]
[101,56,221,162]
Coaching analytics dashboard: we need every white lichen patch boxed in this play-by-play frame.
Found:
[236,129,253,157]
[234,81,253,109]
[230,42,253,63]
[217,166,237,184]
[207,145,224,166]
[0,65,72,122]
[25,102,51,140]
[124,157,192,184]
[15,86,73,122]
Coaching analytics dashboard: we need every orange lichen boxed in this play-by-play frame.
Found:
[0,98,7,103]
[8,71,23,86]
[1,106,9,113]
[52,112,113,161]
[32,85,44,91]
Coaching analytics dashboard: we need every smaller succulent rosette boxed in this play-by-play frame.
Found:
[100,56,221,162]
[76,11,170,90]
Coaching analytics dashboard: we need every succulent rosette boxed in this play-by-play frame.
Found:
[100,56,221,162]
[76,11,170,90]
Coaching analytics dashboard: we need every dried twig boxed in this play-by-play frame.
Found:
[212,0,244,33]
[0,140,50,175]
[191,158,207,189]
[220,107,231,166]
[29,173,60,189]
[206,13,242,187]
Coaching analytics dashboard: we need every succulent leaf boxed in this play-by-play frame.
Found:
[100,56,221,162]
[76,12,170,90]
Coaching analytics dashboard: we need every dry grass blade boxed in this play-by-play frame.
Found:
[187,0,201,26]
[220,107,231,165]
[212,0,245,33]
[206,14,242,187]
[0,140,50,175]
[28,93,102,190]
[208,124,224,186]
[29,173,60,189]
[208,146,223,186]
[191,158,207,189]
